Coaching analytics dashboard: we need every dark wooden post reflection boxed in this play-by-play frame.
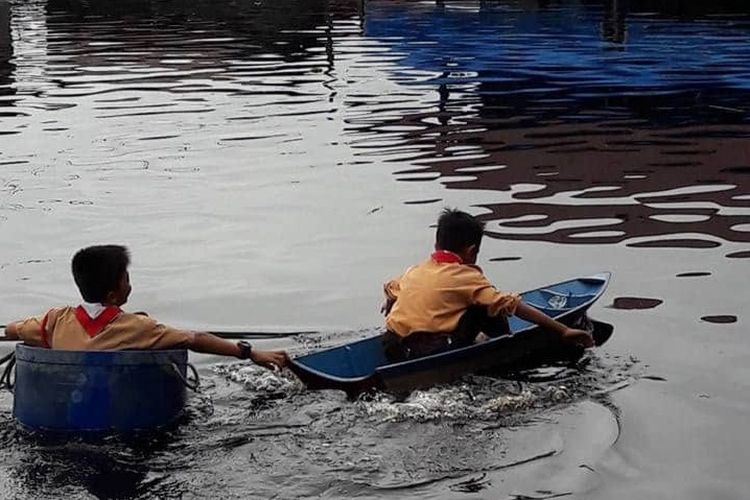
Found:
[0,0,13,93]
[601,0,627,44]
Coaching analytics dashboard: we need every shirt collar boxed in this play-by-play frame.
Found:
[431,250,463,264]
[80,301,107,319]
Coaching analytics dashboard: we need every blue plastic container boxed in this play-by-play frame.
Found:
[13,344,189,434]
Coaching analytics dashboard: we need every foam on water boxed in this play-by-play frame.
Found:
[213,362,305,395]
[360,385,542,422]
[211,351,639,425]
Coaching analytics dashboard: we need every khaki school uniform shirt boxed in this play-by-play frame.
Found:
[15,306,193,350]
[384,257,521,338]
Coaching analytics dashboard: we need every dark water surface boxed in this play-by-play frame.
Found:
[1,0,748,498]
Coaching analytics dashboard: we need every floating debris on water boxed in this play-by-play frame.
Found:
[404,198,442,205]
[610,297,664,310]
[627,239,721,249]
[700,315,738,324]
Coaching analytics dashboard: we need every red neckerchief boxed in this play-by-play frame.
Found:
[74,305,122,338]
[431,250,463,264]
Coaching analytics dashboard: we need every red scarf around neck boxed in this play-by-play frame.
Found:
[74,305,122,338]
[431,250,463,264]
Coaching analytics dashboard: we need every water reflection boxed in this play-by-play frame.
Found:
[600,0,626,44]
[1,0,362,125]
[355,0,750,247]
[45,0,360,64]
[0,0,15,118]
[618,0,750,17]
[16,442,151,499]
[1,0,749,247]
[5,426,203,499]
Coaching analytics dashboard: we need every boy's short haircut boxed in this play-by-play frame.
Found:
[436,208,486,252]
[71,245,130,303]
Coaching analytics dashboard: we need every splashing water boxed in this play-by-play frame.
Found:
[213,362,305,395]
[211,351,639,425]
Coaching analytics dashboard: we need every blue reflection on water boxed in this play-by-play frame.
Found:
[365,2,750,94]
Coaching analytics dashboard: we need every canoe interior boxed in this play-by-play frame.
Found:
[290,273,610,386]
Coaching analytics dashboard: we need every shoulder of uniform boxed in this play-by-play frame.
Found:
[119,311,157,324]
[465,264,484,273]
[47,306,74,318]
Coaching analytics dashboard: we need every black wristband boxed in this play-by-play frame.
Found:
[237,341,253,360]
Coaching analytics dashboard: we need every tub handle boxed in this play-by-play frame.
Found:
[171,362,200,392]
[0,352,15,393]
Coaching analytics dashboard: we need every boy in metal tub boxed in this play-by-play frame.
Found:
[2,245,286,369]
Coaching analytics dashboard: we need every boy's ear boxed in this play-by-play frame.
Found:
[459,244,478,263]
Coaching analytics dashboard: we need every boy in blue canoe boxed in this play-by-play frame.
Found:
[381,208,594,361]
[3,245,287,370]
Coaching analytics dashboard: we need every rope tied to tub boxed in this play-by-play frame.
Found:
[171,362,201,392]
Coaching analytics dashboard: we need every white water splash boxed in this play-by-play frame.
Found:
[359,383,572,422]
[213,363,304,394]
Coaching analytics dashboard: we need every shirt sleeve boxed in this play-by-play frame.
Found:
[15,316,44,345]
[384,265,417,300]
[126,314,195,349]
[15,310,55,347]
[148,323,195,349]
[470,275,521,317]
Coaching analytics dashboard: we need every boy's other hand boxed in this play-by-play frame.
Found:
[2,322,19,340]
[381,298,395,316]
[560,328,594,348]
[250,349,288,370]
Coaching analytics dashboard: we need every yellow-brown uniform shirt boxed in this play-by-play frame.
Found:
[15,306,193,350]
[384,256,521,338]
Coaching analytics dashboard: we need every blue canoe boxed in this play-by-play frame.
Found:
[289,273,612,396]
[12,345,192,434]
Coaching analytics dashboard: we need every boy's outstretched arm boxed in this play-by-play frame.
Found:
[187,332,288,369]
[514,302,594,348]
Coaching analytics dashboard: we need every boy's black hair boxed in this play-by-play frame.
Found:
[435,208,485,252]
[71,245,130,303]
